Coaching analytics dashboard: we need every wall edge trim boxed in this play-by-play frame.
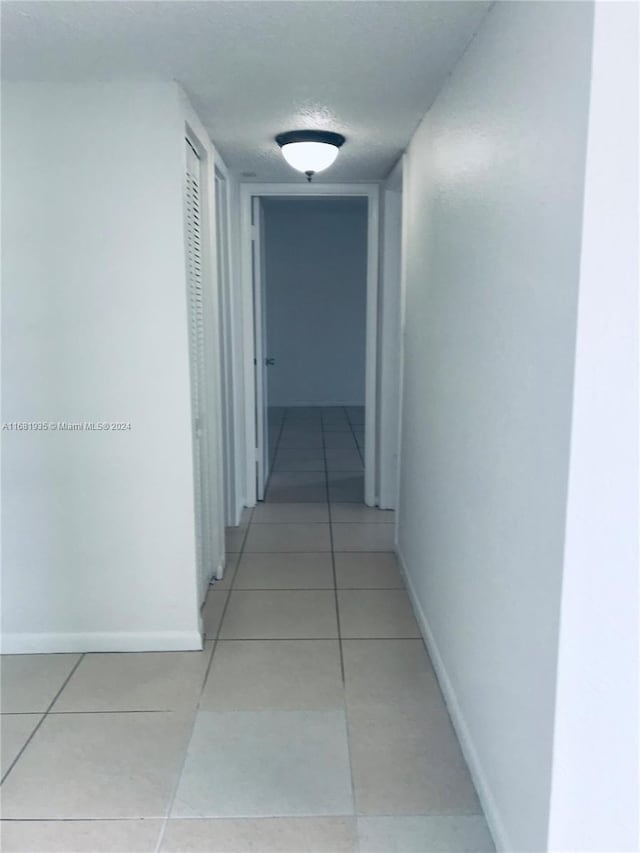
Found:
[395,544,512,853]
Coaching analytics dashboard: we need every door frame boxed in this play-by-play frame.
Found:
[378,160,404,509]
[251,196,270,500]
[239,182,380,506]
[183,120,225,598]
[214,157,243,528]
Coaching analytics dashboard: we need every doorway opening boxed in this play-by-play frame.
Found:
[261,196,368,504]
[240,183,380,508]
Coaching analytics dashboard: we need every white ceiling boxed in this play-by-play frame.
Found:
[1,1,491,181]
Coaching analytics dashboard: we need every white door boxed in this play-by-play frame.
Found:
[251,196,269,500]
[185,139,214,593]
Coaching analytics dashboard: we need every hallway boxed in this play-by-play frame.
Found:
[2,1,637,848]
[1,408,495,851]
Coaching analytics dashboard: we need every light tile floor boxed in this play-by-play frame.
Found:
[0,407,494,852]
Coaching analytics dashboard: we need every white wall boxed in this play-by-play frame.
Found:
[1,82,208,652]
[262,198,368,407]
[547,4,639,850]
[396,3,594,850]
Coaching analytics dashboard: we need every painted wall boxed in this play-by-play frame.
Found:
[2,82,205,652]
[547,4,639,850]
[396,3,594,850]
[262,198,368,407]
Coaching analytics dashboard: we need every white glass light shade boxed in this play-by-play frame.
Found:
[280,141,340,174]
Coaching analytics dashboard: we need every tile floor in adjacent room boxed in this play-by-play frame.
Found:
[0,407,494,852]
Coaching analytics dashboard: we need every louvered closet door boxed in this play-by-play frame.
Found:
[185,140,212,586]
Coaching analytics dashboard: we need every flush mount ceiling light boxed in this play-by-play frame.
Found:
[275,130,346,182]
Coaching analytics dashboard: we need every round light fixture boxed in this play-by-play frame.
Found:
[275,130,346,182]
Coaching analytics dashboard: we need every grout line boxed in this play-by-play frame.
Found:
[229,550,394,555]
[345,406,365,467]
[270,468,328,474]
[0,712,43,717]
[225,587,404,592]
[1,809,485,823]
[238,549,332,554]
[43,709,178,715]
[246,521,393,526]
[0,653,85,785]
[338,407,361,824]
[198,636,421,642]
[321,409,346,685]
[262,408,288,500]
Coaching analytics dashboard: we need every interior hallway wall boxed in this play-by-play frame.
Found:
[547,3,639,849]
[1,82,207,652]
[263,198,368,407]
[396,3,594,850]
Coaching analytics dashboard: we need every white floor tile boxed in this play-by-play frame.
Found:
[200,640,343,710]
[51,646,213,712]
[1,712,193,818]
[328,472,364,503]
[0,820,162,853]
[220,591,338,639]
[266,473,327,503]
[1,654,81,713]
[331,504,395,524]
[161,818,356,852]
[323,433,359,450]
[358,816,494,852]
[1,714,42,776]
[335,553,403,588]
[274,449,325,472]
[244,523,331,553]
[171,710,354,817]
[322,421,352,432]
[348,701,481,815]
[279,425,323,438]
[338,590,421,638]
[226,527,246,553]
[235,553,334,589]
[202,589,229,638]
[332,523,395,552]
[342,640,440,707]
[277,434,324,449]
[252,503,329,523]
[325,449,364,471]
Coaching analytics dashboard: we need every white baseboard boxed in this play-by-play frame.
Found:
[395,545,511,853]
[0,631,204,655]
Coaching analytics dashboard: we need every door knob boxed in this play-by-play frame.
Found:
[265,358,275,366]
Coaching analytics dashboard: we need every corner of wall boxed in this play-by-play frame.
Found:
[395,545,511,852]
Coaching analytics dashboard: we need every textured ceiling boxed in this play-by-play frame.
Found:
[1,1,491,181]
